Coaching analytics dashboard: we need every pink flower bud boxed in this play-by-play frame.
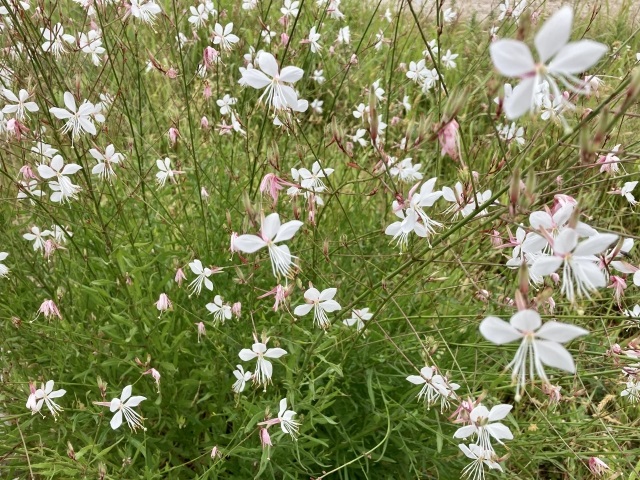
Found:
[38,299,62,320]
[259,427,272,449]
[166,67,178,79]
[201,116,210,130]
[550,272,560,284]
[168,127,179,147]
[143,368,161,390]
[230,232,238,253]
[437,119,460,160]
[349,53,358,65]
[260,173,288,203]
[155,293,172,313]
[204,82,212,99]
[588,457,609,476]
[210,446,221,459]
[280,32,289,46]
[203,46,218,67]
[201,187,210,202]
[19,165,37,180]
[195,321,206,343]
[174,268,186,287]
[232,302,242,318]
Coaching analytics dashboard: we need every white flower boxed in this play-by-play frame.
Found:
[298,161,333,191]
[443,7,456,23]
[624,305,640,318]
[26,380,66,418]
[497,122,525,146]
[49,92,97,141]
[17,180,44,203]
[281,0,300,17]
[385,208,427,250]
[90,144,124,182]
[216,94,237,115]
[621,379,640,403]
[310,99,323,114]
[79,30,105,66]
[2,88,39,120]
[129,0,161,25]
[0,251,8,277]
[459,443,503,480]
[239,53,303,111]
[311,69,325,84]
[188,259,215,296]
[238,341,287,389]
[407,60,427,83]
[530,229,617,302]
[389,157,423,183]
[155,157,182,187]
[489,6,607,119]
[212,23,239,50]
[406,366,459,411]
[294,287,342,329]
[453,403,513,452]
[337,26,350,44]
[233,213,303,278]
[232,365,252,393]
[441,49,458,69]
[206,295,232,324]
[307,26,322,53]
[619,181,638,206]
[37,154,82,203]
[95,385,146,431]
[277,398,300,439]
[188,4,208,28]
[41,23,74,58]
[343,308,373,331]
[23,226,52,251]
[480,309,588,400]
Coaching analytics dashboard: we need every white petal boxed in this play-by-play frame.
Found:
[110,410,123,429]
[233,234,266,253]
[453,425,476,439]
[125,395,146,407]
[279,66,304,83]
[238,349,257,361]
[573,233,618,256]
[510,309,541,332]
[530,255,563,277]
[548,40,608,75]
[489,40,535,77]
[535,339,576,373]
[536,321,588,343]
[121,385,132,402]
[241,68,271,89]
[488,404,512,421]
[479,316,522,344]
[294,303,313,316]
[304,287,321,301]
[320,299,341,312]
[487,422,513,441]
[273,220,303,243]
[504,76,537,120]
[264,347,287,358]
[262,213,281,240]
[258,52,279,77]
[534,6,573,63]
[319,288,337,301]
[406,375,426,385]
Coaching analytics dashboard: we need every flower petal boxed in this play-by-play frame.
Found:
[510,309,541,332]
[488,403,512,421]
[535,339,576,373]
[238,348,257,361]
[489,39,535,77]
[233,234,266,253]
[294,303,313,316]
[479,316,522,344]
[573,233,618,256]
[534,5,573,63]
[258,52,279,77]
[264,347,287,358]
[535,321,588,343]
[547,40,608,75]
[110,410,123,430]
[504,76,537,120]
[273,220,303,243]
[262,213,281,240]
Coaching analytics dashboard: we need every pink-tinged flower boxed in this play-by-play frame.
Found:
[210,445,222,459]
[597,144,622,174]
[175,267,186,286]
[49,92,98,141]
[294,286,342,329]
[168,127,179,147]
[26,380,66,419]
[238,340,287,390]
[38,299,62,320]
[19,164,38,180]
[143,368,161,391]
[258,284,290,311]
[93,385,146,431]
[542,383,562,405]
[231,302,242,318]
[489,6,607,119]
[530,229,618,303]
[37,155,82,203]
[260,173,291,204]
[453,403,513,452]
[155,293,172,314]
[608,275,627,307]
[437,119,460,159]
[239,52,304,110]
[588,457,609,476]
[259,426,272,449]
[155,158,185,187]
[201,116,210,129]
[480,309,588,401]
[233,213,303,278]
[195,321,206,343]
[621,379,640,403]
